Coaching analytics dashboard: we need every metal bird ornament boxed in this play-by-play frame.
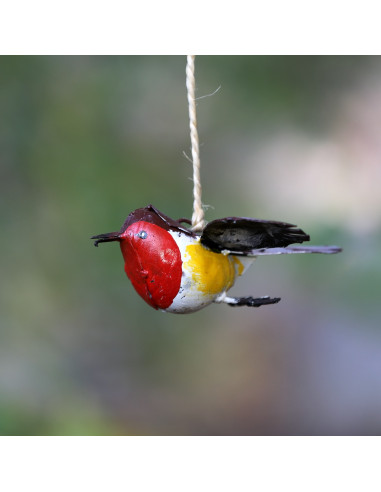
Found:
[92,205,341,314]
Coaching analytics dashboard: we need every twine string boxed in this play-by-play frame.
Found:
[186,55,205,232]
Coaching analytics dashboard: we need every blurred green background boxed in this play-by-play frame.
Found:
[1,56,380,435]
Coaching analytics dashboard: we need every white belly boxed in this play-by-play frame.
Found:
[165,231,254,314]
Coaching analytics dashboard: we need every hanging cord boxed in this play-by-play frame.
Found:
[186,55,205,232]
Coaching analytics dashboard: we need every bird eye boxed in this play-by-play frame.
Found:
[137,230,148,239]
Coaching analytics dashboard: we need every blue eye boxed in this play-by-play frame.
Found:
[137,230,148,239]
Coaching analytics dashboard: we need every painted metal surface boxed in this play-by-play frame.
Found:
[119,220,182,310]
[92,205,341,314]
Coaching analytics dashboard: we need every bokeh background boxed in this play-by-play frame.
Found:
[1,56,380,435]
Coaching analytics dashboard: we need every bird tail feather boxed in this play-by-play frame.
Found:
[242,245,342,256]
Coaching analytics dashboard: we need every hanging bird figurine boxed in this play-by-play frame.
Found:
[92,205,341,314]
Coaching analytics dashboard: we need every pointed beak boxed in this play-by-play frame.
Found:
[91,231,121,247]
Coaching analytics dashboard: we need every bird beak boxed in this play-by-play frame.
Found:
[91,231,121,247]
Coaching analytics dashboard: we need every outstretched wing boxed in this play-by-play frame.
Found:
[200,217,342,255]
[200,217,311,254]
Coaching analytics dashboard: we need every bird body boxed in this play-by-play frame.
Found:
[161,230,253,313]
[92,205,341,314]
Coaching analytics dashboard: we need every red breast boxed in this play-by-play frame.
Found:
[119,220,183,310]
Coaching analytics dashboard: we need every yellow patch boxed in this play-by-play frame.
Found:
[184,243,242,295]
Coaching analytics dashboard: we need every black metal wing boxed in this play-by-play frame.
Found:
[200,217,311,254]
